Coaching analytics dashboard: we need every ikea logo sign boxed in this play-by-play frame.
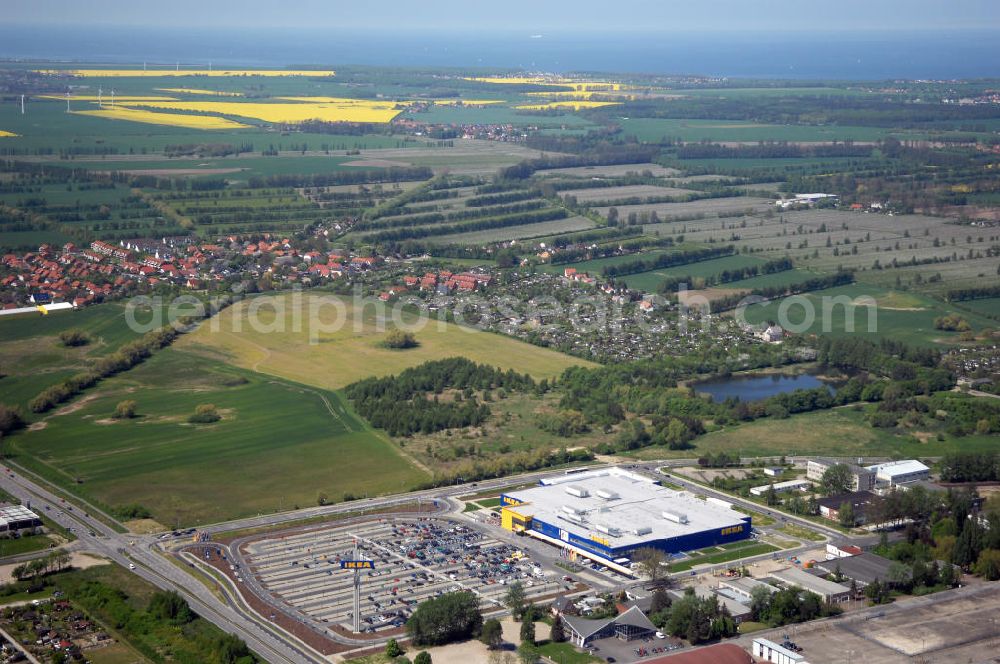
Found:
[501,495,524,507]
[340,560,374,569]
[720,525,744,536]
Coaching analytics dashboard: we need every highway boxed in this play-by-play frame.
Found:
[0,468,315,664]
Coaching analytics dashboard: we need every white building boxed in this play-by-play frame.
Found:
[753,638,809,664]
[749,479,812,497]
[806,458,875,492]
[867,460,930,490]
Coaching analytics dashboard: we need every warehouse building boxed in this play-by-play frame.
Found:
[867,460,930,491]
[717,576,778,604]
[0,505,43,537]
[752,638,809,664]
[500,468,751,570]
[812,552,898,588]
[749,479,812,497]
[805,458,875,492]
[769,566,852,603]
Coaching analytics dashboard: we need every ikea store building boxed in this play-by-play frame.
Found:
[500,467,751,572]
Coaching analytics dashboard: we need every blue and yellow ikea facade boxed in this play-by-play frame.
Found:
[499,492,752,561]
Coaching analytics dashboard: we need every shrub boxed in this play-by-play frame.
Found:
[58,329,90,347]
[189,404,221,424]
[381,329,419,349]
[112,400,137,419]
[0,404,24,435]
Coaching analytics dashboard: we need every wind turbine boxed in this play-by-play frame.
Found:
[110,89,115,108]
[98,86,103,108]
[65,90,71,112]
[20,94,25,115]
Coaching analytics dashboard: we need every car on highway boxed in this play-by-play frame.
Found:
[128,563,136,570]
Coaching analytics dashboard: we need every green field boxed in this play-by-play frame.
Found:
[629,406,1000,461]
[954,297,1000,319]
[619,118,900,143]
[738,284,997,346]
[178,294,593,390]
[620,254,766,290]
[0,303,168,412]
[5,347,427,526]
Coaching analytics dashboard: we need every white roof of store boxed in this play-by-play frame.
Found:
[507,467,747,549]
[867,460,929,478]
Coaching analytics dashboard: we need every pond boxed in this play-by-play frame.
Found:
[692,371,834,403]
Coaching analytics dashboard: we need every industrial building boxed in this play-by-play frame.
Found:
[816,490,882,526]
[867,459,930,490]
[769,567,852,603]
[812,552,899,588]
[0,505,43,536]
[749,479,812,497]
[717,576,778,604]
[752,638,809,664]
[499,467,751,571]
[805,459,875,492]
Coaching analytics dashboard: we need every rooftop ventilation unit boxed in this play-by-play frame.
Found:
[662,510,689,524]
[595,489,619,500]
[565,485,589,498]
[560,512,585,525]
[595,523,621,537]
[630,526,652,536]
[562,505,584,516]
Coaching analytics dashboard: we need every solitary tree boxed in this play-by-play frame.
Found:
[480,618,503,650]
[414,653,432,664]
[519,617,535,646]
[550,617,565,643]
[385,638,403,658]
[112,400,137,419]
[633,547,669,588]
[838,501,857,528]
[504,582,526,620]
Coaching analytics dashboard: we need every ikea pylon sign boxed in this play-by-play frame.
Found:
[340,560,375,569]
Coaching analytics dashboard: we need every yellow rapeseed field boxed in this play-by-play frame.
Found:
[515,101,622,111]
[0,131,18,137]
[35,69,335,78]
[125,100,403,124]
[156,88,244,96]
[72,106,251,130]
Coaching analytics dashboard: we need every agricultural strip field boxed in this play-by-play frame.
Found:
[0,182,167,246]
[5,347,426,526]
[534,163,681,178]
[177,293,594,390]
[595,196,775,222]
[431,215,596,244]
[560,184,700,203]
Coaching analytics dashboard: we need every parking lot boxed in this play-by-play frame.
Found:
[239,517,566,634]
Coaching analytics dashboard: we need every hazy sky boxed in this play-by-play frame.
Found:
[7,0,999,31]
